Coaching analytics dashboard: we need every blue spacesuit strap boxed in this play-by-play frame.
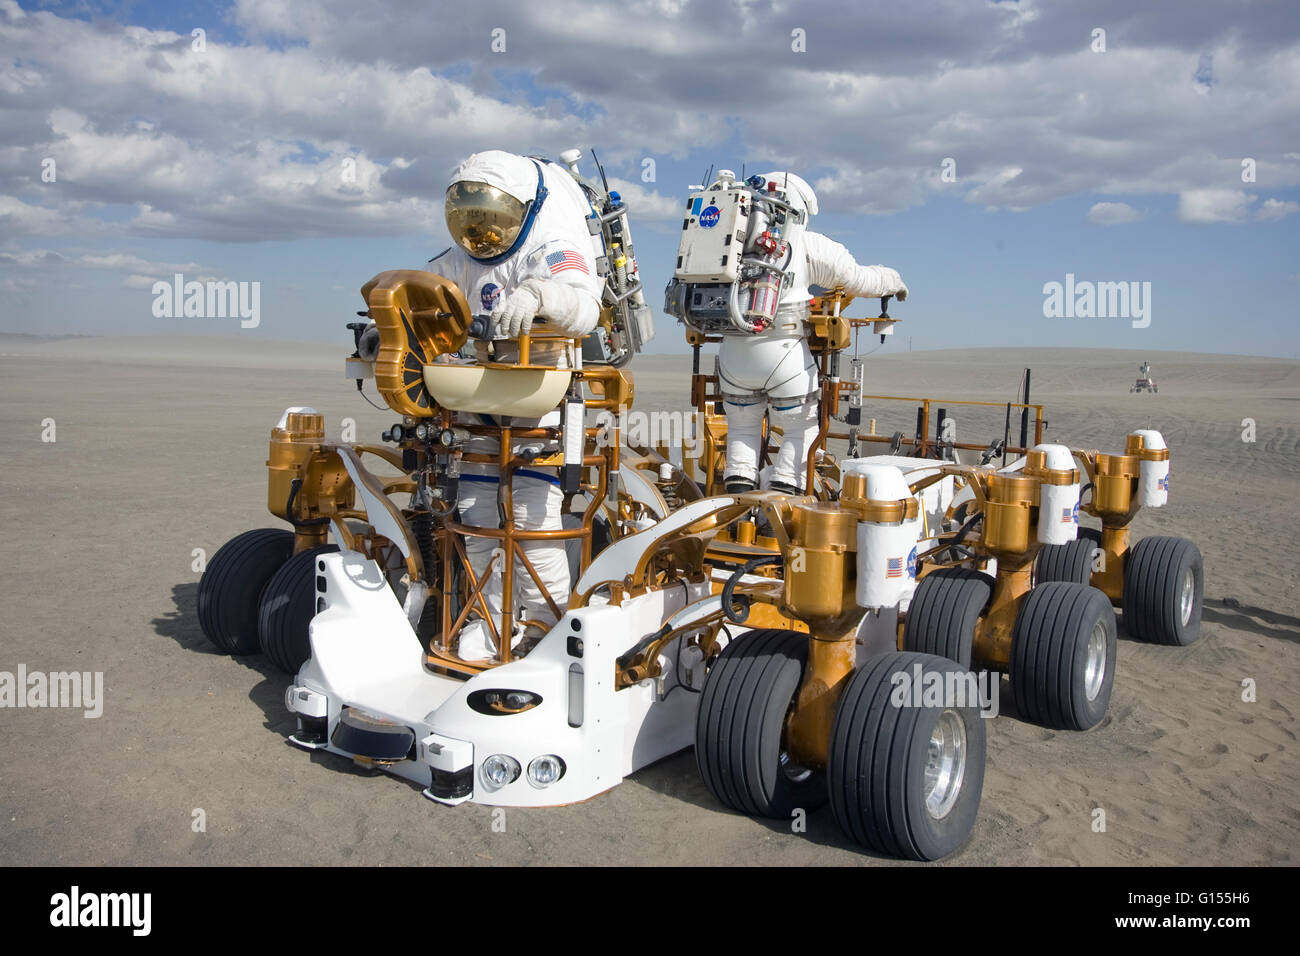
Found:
[457,469,561,487]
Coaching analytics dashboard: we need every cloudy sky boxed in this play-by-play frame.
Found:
[1,0,1297,355]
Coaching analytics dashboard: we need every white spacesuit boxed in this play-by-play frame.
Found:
[719,172,909,493]
[432,150,603,659]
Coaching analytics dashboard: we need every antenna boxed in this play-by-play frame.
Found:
[590,147,611,197]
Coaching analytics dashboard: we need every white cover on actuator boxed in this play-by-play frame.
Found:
[844,461,922,609]
[1131,429,1169,508]
[1033,443,1080,546]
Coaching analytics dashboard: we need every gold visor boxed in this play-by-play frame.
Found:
[445,181,528,259]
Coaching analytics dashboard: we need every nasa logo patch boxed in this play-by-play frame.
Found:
[906,546,918,580]
[699,205,720,228]
[1073,500,1080,524]
[480,282,502,311]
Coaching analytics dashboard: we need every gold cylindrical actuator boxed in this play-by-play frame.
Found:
[783,502,859,628]
[982,473,1037,554]
[1092,452,1140,516]
[267,412,354,525]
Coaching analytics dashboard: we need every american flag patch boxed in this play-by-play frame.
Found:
[886,557,904,578]
[546,249,589,276]
[1158,474,1169,491]
[1062,507,1074,524]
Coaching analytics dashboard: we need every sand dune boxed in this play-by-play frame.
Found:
[1,334,1296,865]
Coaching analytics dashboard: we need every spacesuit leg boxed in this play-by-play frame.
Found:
[760,334,820,492]
[509,474,570,626]
[721,400,765,490]
[768,400,820,492]
[456,471,509,659]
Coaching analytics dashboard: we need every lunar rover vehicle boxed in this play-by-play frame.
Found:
[198,159,1203,861]
[1131,360,1158,393]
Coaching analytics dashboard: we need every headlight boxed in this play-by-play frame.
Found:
[527,755,566,788]
[414,423,430,440]
[480,754,521,790]
[469,689,542,715]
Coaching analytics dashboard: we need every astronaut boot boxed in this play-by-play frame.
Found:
[456,619,525,662]
[456,619,497,662]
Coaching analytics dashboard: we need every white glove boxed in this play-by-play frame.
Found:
[493,276,601,338]
[492,285,541,339]
[873,266,908,301]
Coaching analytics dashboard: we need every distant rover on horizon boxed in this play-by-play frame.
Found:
[1131,360,1158,394]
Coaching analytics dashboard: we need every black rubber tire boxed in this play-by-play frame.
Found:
[1122,535,1204,646]
[258,545,339,674]
[1035,527,1103,585]
[1010,582,1117,730]
[829,651,986,861]
[902,569,994,669]
[695,628,827,818]
[198,528,294,655]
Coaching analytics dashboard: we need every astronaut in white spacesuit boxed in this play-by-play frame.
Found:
[431,149,603,659]
[719,172,909,494]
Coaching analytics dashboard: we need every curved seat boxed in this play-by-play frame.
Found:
[422,363,573,417]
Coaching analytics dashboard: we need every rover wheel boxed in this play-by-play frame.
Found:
[258,545,339,674]
[198,528,294,655]
[1035,527,1102,585]
[829,651,986,861]
[1011,582,1116,730]
[901,568,994,668]
[1122,536,1203,646]
[695,628,827,818]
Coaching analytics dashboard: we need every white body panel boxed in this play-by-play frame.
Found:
[844,455,956,612]
[291,550,703,807]
[1131,429,1169,507]
[1033,443,1080,545]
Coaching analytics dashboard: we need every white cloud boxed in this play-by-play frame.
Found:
[1257,198,1300,221]
[0,247,208,291]
[1086,201,1143,225]
[0,1,1298,240]
[603,178,680,223]
[1177,189,1255,223]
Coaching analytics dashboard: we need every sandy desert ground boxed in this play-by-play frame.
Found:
[1,333,1296,866]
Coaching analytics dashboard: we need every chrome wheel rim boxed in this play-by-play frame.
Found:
[923,710,967,820]
[1084,619,1108,702]
[1179,568,1196,627]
